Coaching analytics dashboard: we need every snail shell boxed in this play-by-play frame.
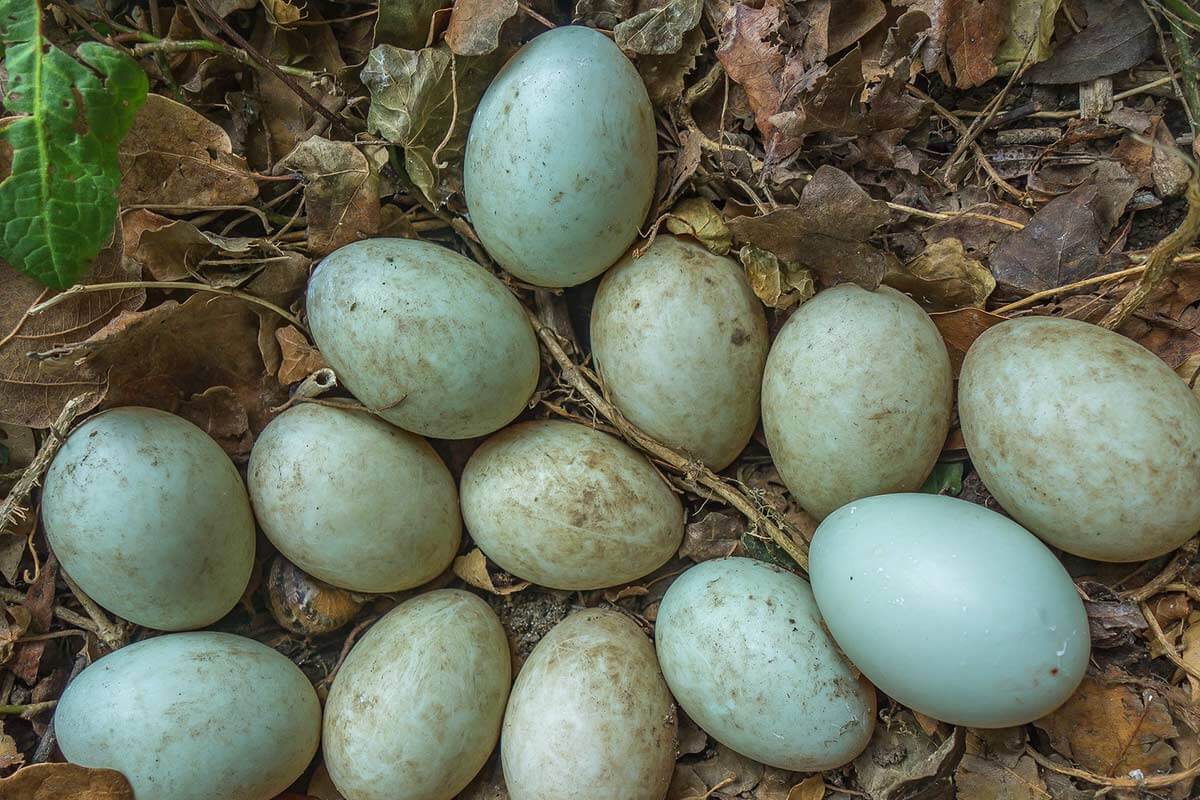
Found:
[267,555,364,636]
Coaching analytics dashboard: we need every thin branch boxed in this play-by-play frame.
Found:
[132,37,323,80]
[1027,748,1200,789]
[1141,601,1200,682]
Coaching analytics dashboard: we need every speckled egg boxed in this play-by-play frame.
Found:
[655,557,875,770]
[590,235,769,469]
[323,590,510,800]
[41,407,254,630]
[459,420,683,589]
[248,404,460,593]
[306,238,539,439]
[502,609,676,800]
[761,284,952,519]
[810,493,1090,727]
[959,316,1200,562]
[56,632,320,800]
[464,25,657,287]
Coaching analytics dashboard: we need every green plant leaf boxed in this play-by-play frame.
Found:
[0,0,148,289]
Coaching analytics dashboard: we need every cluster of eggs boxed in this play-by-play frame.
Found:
[40,25,1200,800]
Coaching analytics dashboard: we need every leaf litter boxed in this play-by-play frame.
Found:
[1,0,1200,798]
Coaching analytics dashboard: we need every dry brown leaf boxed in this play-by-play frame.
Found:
[615,0,703,56]
[717,0,787,142]
[1033,677,1179,777]
[639,25,704,106]
[0,235,142,428]
[954,753,1045,800]
[666,197,732,255]
[276,325,327,384]
[772,48,867,139]
[691,743,765,795]
[679,511,744,562]
[0,763,133,800]
[0,723,21,771]
[884,237,996,311]
[261,0,305,27]
[445,0,519,56]
[1181,611,1200,702]
[787,775,826,800]
[121,210,259,281]
[453,548,530,596]
[119,94,259,207]
[944,0,1009,89]
[279,137,381,255]
[739,246,816,310]
[0,605,31,666]
[853,715,964,800]
[828,0,886,52]
[930,307,1005,376]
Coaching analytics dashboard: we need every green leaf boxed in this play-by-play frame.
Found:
[0,0,148,289]
[920,461,964,496]
[995,0,1062,75]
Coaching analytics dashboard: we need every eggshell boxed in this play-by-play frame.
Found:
[655,557,875,770]
[810,493,1090,727]
[248,404,460,592]
[959,316,1200,561]
[55,632,320,800]
[459,420,683,589]
[590,235,769,469]
[464,26,656,287]
[306,238,539,439]
[761,284,952,518]
[41,407,254,630]
[502,609,675,800]
[323,590,510,800]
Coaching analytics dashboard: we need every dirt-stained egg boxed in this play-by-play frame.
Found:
[41,407,254,630]
[590,235,769,469]
[459,420,683,590]
[464,26,656,287]
[248,404,460,593]
[323,590,510,800]
[810,493,1090,727]
[306,238,539,439]
[502,609,676,800]
[55,632,320,800]
[655,557,875,770]
[761,284,952,519]
[959,316,1200,561]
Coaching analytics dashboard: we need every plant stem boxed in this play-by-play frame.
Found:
[1169,17,1200,135]
[131,37,322,80]
[0,701,56,716]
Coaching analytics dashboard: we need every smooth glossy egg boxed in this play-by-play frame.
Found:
[591,235,769,469]
[306,238,539,439]
[959,316,1200,561]
[761,284,952,519]
[323,590,510,800]
[810,493,1090,727]
[655,557,875,770]
[56,632,320,800]
[248,403,460,592]
[41,407,254,630]
[502,609,675,800]
[460,420,683,589]
[464,26,657,287]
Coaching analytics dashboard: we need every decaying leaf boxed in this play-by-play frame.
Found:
[0,763,134,800]
[279,137,381,255]
[615,0,703,56]
[679,511,744,562]
[739,245,816,310]
[828,0,886,53]
[786,775,825,800]
[276,326,327,385]
[884,237,996,310]
[853,714,964,800]
[1025,0,1156,84]
[1034,677,1179,777]
[717,0,788,142]
[120,210,259,282]
[445,0,519,56]
[375,0,451,49]
[575,0,634,28]
[363,44,502,204]
[261,0,305,27]
[943,0,1009,89]
[665,197,732,254]
[638,25,704,105]
[995,0,1062,75]
[673,743,766,797]
[930,307,1005,375]
[453,548,530,596]
[954,753,1045,800]
[728,166,896,289]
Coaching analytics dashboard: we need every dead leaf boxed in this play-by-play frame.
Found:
[375,0,452,49]
[885,238,996,310]
[0,723,21,770]
[666,197,732,254]
[728,165,896,289]
[954,753,1046,800]
[262,0,305,27]
[1025,0,1156,84]
[828,0,886,53]
[944,0,1009,89]
[575,0,634,27]
[996,0,1063,75]
[0,235,142,428]
[691,743,765,795]
[446,0,519,56]
[787,775,825,800]
[772,48,867,140]
[0,605,30,666]
[119,94,259,207]
[363,44,503,204]
[1033,677,1178,777]
[739,245,816,310]
[639,25,704,105]
[717,0,788,142]
[276,326,327,384]
[680,511,744,562]
[0,763,133,800]
[13,554,56,684]
[121,210,260,281]
[1086,596,1148,648]
[1183,612,1200,702]
[923,203,1030,258]
[930,307,1006,376]
[453,548,530,596]
[615,0,703,55]
[853,715,964,800]
[279,137,381,255]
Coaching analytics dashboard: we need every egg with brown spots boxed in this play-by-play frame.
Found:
[323,590,511,800]
[959,316,1200,561]
[655,557,876,770]
[459,420,684,590]
[306,238,539,439]
[590,235,769,469]
[502,609,676,800]
[464,25,657,287]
